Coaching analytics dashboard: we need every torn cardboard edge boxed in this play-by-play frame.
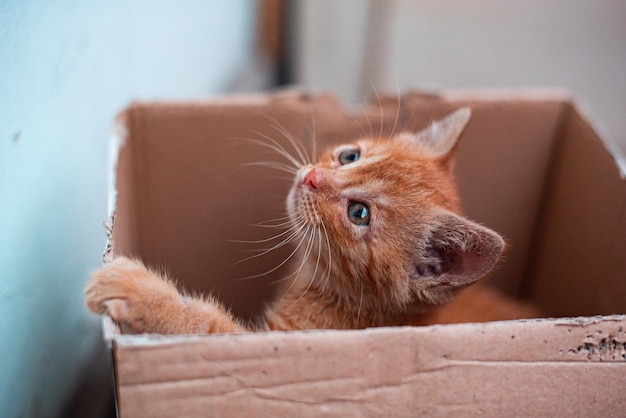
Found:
[102,113,128,264]
[105,315,626,363]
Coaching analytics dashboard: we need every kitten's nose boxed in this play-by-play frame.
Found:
[303,167,318,189]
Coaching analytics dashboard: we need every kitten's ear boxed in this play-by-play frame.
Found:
[405,107,471,161]
[411,210,505,290]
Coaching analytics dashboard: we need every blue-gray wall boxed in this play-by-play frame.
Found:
[0,1,256,416]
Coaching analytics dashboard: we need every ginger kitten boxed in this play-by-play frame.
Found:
[86,108,536,334]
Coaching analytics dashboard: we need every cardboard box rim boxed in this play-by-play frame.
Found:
[101,89,626,416]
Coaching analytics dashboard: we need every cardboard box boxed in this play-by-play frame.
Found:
[103,90,626,417]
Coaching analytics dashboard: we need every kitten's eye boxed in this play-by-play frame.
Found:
[338,148,360,165]
[347,201,370,226]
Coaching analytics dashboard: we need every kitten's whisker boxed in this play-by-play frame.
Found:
[269,121,311,166]
[319,220,333,295]
[403,103,417,134]
[236,225,312,280]
[372,85,384,138]
[306,99,318,164]
[389,79,401,139]
[235,140,298,173]
[353,114,370,139]
[268,268,301,285]
[287,227,318,309]
[268,230,313,284]
[233,221,308,265]
[242,161,299,175]
[246,214,305,229]
[308,225,323,290]
[230,219,306,244]
[296,225,316,281]
[247,219,298,229]
[361,105,375,140]
[261,114,311,166]
[275,226,316,296]
[270,218,319,287]
[250,214,293,225]
[247,132,303,169]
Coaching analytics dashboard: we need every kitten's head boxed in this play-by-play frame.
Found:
[286,108,505,318]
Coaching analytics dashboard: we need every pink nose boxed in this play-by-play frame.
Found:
[303,167,318,189]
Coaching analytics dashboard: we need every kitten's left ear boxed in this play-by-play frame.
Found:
[405,107,471,162]
[411,209,505,291]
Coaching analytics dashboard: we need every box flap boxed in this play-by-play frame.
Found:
[528,101,626,316]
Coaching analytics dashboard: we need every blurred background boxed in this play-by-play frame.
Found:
[1,1,624,417]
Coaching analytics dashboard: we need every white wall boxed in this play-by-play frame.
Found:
[294,0,626,153]
[0,1,256,416]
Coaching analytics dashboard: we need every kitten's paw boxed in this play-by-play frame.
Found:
[85,257,175,326]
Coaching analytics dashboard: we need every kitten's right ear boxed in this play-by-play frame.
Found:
[404,107,471,162]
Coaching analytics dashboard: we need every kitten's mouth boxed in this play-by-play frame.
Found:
[298,193,321,225]
[288,168,322,225]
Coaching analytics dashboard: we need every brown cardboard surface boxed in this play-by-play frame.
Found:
[104,90,626,416]
[113,317,626,417]
[529,101,626,316]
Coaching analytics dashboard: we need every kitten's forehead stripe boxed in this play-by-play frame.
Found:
[345,151,425,196]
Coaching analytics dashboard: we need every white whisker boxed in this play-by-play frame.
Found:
[361,104,375,139]
[274,224,314,290]
[260,113,311,166]
[389,78,401,139]
[310,225,322,287]
[269,121,311,166]
[247,132,303,169]
[233,220,308,265]
[246,217,301,229]
[251,213,293,225]
[372,85,384,138]
[236,225,313,280]
[356,284,364,328]
[306,99,318,164]
[353,114,370,139]
[286,226,318,309]
[230,218,306,244]
[242,161,299,175]
[319,220,333,295]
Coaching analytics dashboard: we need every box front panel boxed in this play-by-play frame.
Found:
[115,319,626,417]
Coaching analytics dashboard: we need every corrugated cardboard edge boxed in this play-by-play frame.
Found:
[102,111,129,264]
[102,316,121,417]
[110,315,626,416]
[112,315,626,356]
